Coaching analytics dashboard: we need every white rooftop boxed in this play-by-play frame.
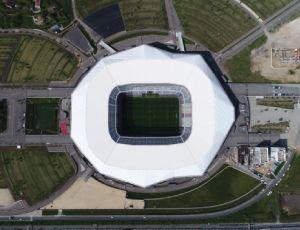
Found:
[71,45,235,187]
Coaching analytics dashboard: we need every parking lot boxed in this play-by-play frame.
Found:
[249,96,300,147]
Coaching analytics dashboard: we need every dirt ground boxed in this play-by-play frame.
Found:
[251,17,300,82]
[0,189,14,207]
[43,178,144,210]
[281,194,300,215]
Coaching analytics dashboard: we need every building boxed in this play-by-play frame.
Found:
[71,45,235,188]
[270,147,287,162]
[237,145,250,165]
[250,147,269,166]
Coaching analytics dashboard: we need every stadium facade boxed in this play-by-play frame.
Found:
[71,45,235,188]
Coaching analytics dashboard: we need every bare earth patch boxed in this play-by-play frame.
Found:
[43,178,144,210]
[0,189,14,207]
[281,194,300,215]
[251,18,300,82]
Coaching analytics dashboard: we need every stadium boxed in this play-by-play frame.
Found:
[71,45,235,188]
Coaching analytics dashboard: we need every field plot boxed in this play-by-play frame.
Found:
[0,99,7,133]
[76,0,168,31]
[256,97,295,109]
[251,121,289,133]
[146,167,259,208]
[26,98,60,135]
[243,0,293,19]
[0,1,33,29]
[7,36,78,84]
[0,36,20,81]
[120,0,168,31]
[118,94,179,136]
[0,147,74,205]
[173,0,257,52]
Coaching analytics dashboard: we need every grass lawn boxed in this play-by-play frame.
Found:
[120,0,168,31]
[0,99,7,133]
[274,162,285,176]
[256,97,295,109]
[278,153,300,192]
[0,0,73,29]
[36,155,300,223]
[118,94,179,136]
[146,167,259,208]
[251,121,289,133]
[26,98,60,135]
[108,30,168,45]
[212,153,300,223]
[213,192,279,223]
[0,36,20,81]
[173,0,257,52]
[7,35,78,85]
[242,0,293,20]
[75,0,168,31]
[0,147,75,205]
[225,35,277,83]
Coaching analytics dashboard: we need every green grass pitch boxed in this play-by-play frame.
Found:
[0,147,74,205]
[25,98,60,135]
[119,94,180,136]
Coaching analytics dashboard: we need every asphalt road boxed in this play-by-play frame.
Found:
[2,223,300,229]
[0,87,74,145]
[165,0,182,32]
[229,83,300,97]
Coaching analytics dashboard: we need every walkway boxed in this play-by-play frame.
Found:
[164,0,182,32]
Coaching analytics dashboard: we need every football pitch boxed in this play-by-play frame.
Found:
[26,98,60,135]
[118,94,180,136]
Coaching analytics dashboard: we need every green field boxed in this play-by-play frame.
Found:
[0,147,75,205]
[0,36,20,81]
[146,167,260,208]
[173,0,257,52]
[108,30,169,45]
[120,0,168,31]
[6,35,78,84]
[208,154,295,223]
[225,35,277,83]
[251,121,289,133]
[119,94,179,136]
[256,97,295,109]
[0,99,7,133]
[243,0,293,19]
[26,98,60,135]
[0,0,73,29]
[76,0,168,31]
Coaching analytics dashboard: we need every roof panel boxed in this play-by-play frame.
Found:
[71,45,235,187]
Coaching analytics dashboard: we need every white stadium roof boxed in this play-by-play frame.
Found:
[71,45,235,188]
